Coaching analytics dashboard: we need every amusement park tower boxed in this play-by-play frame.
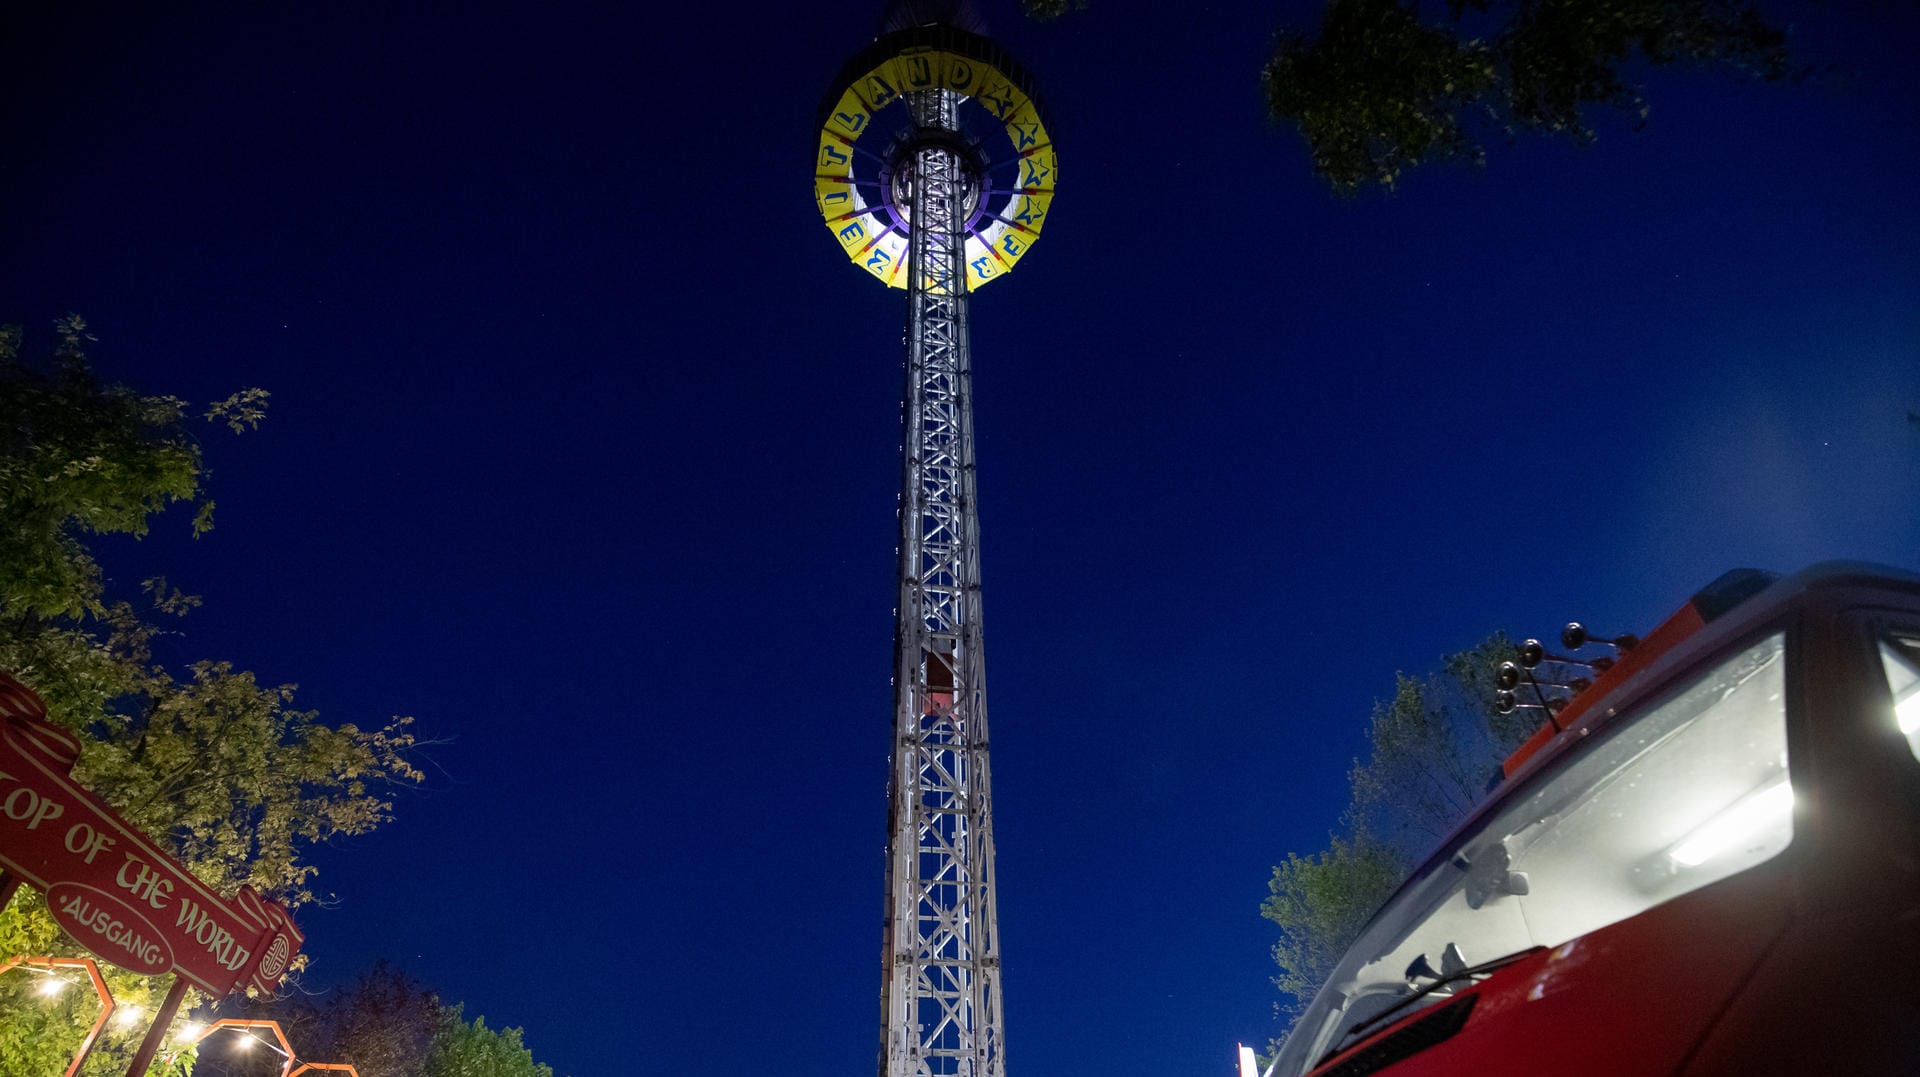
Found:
[813,3,1056,1075]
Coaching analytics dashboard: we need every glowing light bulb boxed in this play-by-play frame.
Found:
[37,978,66,998]
[235,1036,255,1052]
[116,1004,144,1025]
[1670,780,1793,867]
[177,1022,205,1042]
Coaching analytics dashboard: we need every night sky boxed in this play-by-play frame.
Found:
[3,2,1917,1075]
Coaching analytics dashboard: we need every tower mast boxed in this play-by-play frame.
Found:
[881,78,1003,1077]
[813,12,1055,1075]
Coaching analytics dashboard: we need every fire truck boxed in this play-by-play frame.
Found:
[1265,562,1920,1076]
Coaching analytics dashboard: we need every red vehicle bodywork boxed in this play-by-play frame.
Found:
[1294,565,1920,1076]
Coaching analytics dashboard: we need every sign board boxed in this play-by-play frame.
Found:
[0,674,302,996]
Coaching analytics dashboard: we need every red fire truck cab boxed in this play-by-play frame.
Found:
[1269,562,1920,1076]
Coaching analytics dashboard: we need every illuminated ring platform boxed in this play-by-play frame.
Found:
[815,25,1056,290]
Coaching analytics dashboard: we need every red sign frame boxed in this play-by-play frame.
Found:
[0,674,302,996]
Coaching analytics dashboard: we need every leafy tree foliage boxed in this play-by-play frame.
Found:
[428,1006,557,1077]
[1263,0,1791,192]
[1345,634,1531,854]
[1262,832,1405,1009]
[1260,633,1525,1036]
[193,962,443,1077]
[199,965,570,1077]
[0,316,264,619]
[1020,0,1087,19]
[0,317,422,1074]
[0,959,194,1077]
[326,963,443,1075]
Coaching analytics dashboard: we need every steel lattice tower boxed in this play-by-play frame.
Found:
[813,7,1056,1076]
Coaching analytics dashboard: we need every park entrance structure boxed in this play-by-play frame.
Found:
[814,4,1056,1076]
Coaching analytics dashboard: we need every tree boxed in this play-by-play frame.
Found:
[1262,0,1792,192]
[191,962,439,1077]
[0,316,260,620]
[427,1006,557,1077]
[1344,633,1532,855]
[0,960,194,1077]
[187,962,566,1077]
[1260,633,1526,1037]
[1020,0,1087,19]
[0,317,423,1075]
[324,963,442,1075]
[1262,832,1406,1012]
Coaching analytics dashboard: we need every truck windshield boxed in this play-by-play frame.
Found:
[1272,632,1791,1076]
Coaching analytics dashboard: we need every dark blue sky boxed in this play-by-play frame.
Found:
[3,2,1916,1074]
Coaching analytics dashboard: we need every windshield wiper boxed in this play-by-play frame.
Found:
[1317,947,1543,1069]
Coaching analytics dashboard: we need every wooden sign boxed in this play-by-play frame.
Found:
[0,673,302,995]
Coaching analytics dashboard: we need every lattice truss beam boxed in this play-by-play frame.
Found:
[879,88,1005,1077]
